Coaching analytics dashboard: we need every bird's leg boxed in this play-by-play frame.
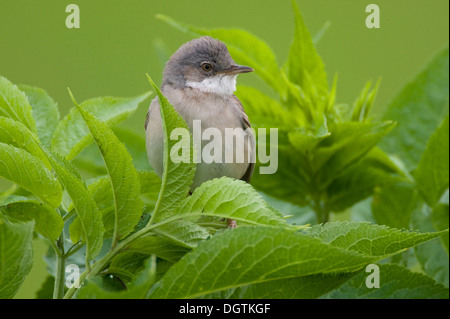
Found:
[227,219,237,228]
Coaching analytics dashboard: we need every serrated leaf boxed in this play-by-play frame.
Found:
[284,0,328,95]
[203,273,356,299]
[139,170,161,199]
[82,170,160,211]
[51,92,150,160]
[325,264,449,299]
[305,221,446,258]
[148,222,441,298]
[0,219,34,298]
[70,171,161,241]
[146,75,196,222]
[173,177,291,227]
[75,101,144,245]
[0,76,37,133]
[414,116,449,207]
[44,151,103,260]
[0,116,50,168]
[0,142,62,208]
[18,85,59,147]
[114,127,149,171]
[153,219,211,249]
[148,226,371,298]
[380,48,449,171]
[0,196,63,240]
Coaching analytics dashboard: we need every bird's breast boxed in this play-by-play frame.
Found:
[146,86,254,190]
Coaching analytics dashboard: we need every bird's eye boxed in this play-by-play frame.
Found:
[201,63,212,72]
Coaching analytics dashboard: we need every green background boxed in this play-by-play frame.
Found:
[0,0,448,298]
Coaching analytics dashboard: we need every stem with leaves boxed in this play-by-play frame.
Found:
[52,231,66,299]
[63,222,154,299]
[312,195,330,224]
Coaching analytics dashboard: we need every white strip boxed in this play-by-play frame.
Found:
[186,74,237,96]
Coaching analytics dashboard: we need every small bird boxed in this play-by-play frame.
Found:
[145,36,255,227]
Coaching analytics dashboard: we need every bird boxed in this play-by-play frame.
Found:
[145,36,255,228]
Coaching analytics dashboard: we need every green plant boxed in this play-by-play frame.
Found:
[0,1,448,299]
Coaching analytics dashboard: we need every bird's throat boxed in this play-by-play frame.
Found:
[185,74,237,96]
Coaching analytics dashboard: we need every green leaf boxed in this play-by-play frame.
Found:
[152,219,211,249]
[148,223,441,298]
[284,0,328,95]
[156,14,283,95]
[0,76,37,133]
[146,75,196,222]
[0,219,34,299]
[413,204,449,287]
[18,85,59,147]
[45,151,104,260]
[305,221,445,258]
[114,128,150,171]
[126,236,189,263]
[173,177,291,227]
[148,227,368,298]
[315,121,396,187]
[431,204,449,253]
[36,276,55,299]
[0,142,62,208]
[0,116,51,168]
[325,264,449,299]
[71,143,107,176]
[108,252,150,282]
[0,196,63,240]
[372,182,420,229]
[288,118,330,153]
[351,79,381,122]
[380,48,449,171]
[139,170,161,201]
[327,147,404,213]
[74,99,144,245]
[70,171,161,241]
[312,21,331,45]
[51,92,150,160]
[235,86,295,128]
[203,273,356,299]
[251,142,310,207]
[414,117,449,207]
[77,256,156,299]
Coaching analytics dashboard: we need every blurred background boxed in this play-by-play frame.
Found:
[0,0,448,298]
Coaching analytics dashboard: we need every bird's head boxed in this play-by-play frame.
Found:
[162,36,253,96]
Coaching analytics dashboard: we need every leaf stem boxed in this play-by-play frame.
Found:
[312,194,329,224]
[52,233,66,299]
[64,241,83,258]
[63,225,150,299]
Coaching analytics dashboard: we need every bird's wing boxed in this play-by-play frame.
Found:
[144,108,151,130]
[145,97,159,130]
[232,94,255,183]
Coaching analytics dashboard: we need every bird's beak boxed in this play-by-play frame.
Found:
[221,64,254,75]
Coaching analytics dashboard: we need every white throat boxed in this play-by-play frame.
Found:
[186,74,237,96]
